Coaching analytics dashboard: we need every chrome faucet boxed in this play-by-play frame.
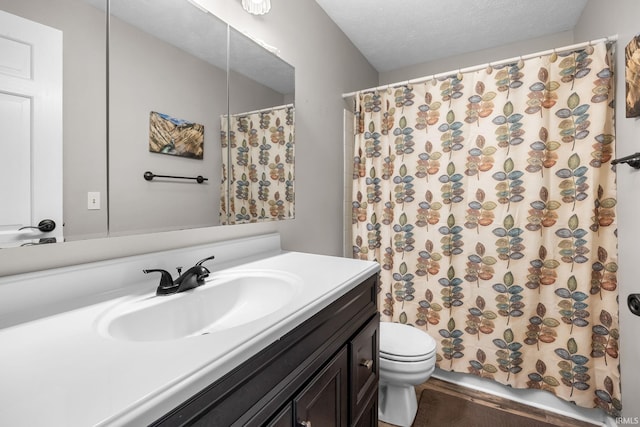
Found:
[143,255,215,296]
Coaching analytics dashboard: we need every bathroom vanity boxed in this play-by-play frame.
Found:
[0,234,379,426]
[154,271,379,426]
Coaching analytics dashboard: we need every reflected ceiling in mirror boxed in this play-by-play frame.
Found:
[229,29,295,97]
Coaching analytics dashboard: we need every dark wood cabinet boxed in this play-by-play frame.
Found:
[349,316,379,424]
[352,394,378,427]
[293,347,348,426]
[265,405,292,427]
[152,273,379,427]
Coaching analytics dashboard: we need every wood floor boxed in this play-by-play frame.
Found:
[379,378,597,427]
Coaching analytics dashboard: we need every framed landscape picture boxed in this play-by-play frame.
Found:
[149,111,204,159]
[625,35,640,118]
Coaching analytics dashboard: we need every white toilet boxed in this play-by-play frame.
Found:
[378,322,437,427]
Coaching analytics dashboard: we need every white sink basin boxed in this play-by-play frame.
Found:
[95,270,302,342]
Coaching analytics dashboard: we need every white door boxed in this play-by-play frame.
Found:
[0,10,63,247]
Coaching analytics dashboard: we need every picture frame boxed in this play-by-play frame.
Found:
[149,111,204,159]
[625,35,640,118]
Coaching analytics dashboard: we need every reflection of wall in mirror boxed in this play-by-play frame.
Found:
[108,14,227,237]
[108,14,290,236]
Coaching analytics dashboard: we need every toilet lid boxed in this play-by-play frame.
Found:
[380,322,437,361]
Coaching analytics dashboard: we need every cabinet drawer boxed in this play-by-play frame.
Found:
[349,315,379,424]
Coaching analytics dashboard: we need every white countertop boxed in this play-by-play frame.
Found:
[0,236,378,426]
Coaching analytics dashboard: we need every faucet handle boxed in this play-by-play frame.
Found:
[196,255,215,268]
[143,269,176,295]
[194,255,216,276]
[186,256,215,289]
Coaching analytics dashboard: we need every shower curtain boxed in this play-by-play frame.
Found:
[352,41,620,415]
[220,105,295,224]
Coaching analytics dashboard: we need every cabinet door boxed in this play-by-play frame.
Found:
[266,404,293,427]
[352,393,377,427]
[293,347,348,427]
[349,315,379,424]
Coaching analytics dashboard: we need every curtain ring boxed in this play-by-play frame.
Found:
[517,55,525,69]
[456,69,463,81]
[486,62,493,74]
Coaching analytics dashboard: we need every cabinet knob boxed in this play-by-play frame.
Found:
[297,421,312,427]
[359,359,374,369]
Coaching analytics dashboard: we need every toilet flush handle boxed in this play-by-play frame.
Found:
[297,421,312,427]
[360,359,374,369]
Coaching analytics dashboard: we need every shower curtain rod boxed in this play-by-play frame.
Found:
[231,103,294,117]
[341,35,618,99]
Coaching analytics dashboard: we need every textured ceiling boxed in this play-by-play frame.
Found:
[84,0,294,94]
[314,0,589,72]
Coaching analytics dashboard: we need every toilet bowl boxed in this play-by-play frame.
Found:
[378,322,436,427]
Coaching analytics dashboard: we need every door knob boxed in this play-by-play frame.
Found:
[18,219,56,233]
[629,294,640,317]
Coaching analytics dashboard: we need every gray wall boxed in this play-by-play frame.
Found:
[379,31,574,86]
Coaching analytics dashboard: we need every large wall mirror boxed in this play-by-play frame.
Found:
[107,0,229,236]
[0,0,295,249]
[223,28,296,224]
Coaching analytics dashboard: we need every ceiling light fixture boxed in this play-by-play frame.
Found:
[242,0,271,15]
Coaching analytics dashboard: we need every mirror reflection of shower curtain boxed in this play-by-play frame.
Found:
[352,41,620,415]
[220,105,294,224]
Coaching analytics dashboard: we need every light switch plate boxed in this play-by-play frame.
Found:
[88,192,100,210]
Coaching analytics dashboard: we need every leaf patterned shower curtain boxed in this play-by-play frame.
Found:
[220,105,295,224]
[352,41,621,414]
